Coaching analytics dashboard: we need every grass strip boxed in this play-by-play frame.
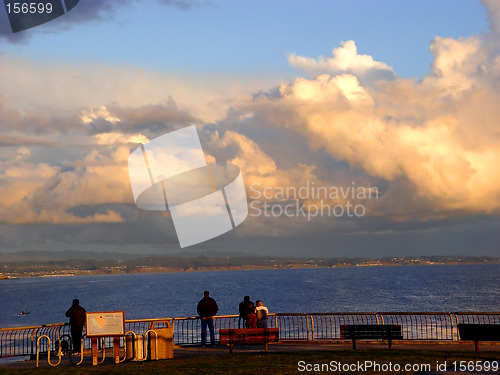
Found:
[0,349,498,375]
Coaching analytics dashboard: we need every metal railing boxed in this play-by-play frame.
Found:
[0,323,72,359]
[1,312,499,358]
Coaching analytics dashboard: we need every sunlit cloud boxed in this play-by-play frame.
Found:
[0,1,498,255]
[288,40,397,84]
[81,106,120,124]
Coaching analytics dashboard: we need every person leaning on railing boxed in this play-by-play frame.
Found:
[196,290,218,347]
[238,296,250,327]
[239,296,257,328]
[256,300,269,328]
[65,299,86,354]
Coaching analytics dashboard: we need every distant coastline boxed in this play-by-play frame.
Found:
[1,254,498,279]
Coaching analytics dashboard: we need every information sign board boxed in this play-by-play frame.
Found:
[85,311,125,337]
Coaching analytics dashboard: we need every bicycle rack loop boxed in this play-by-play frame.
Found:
[66,334,84,366]
[144,329,159,361]
[125,329,158,361]
[122,331,136,362]
[36,329,160,366]
[95,337,106,364]
[36,335,62,367]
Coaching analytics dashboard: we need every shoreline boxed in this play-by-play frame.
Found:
[1,260,499,280]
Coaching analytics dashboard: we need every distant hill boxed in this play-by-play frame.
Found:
[0,249,256,262]
[0,252,498,279]
[0,250,138,262]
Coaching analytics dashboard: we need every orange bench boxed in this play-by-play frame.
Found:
[218,328,279,353]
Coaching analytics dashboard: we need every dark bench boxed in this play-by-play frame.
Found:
[458,324,500,352]
[340,324,403,349]
[218,328,279,354]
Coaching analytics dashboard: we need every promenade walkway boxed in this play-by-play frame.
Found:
[1,341,498,373]
[1,312,498,373]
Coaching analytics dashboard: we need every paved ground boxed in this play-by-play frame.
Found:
[0,341,498,373]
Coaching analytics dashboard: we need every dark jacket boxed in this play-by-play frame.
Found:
[239,300,255,319]
[197,297,218,318]
[65,304,86,327]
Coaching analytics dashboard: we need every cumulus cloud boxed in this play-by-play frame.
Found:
[288,40,397,85]
[210,2,500,225]
[424,36,487,97]
[261,87,495,222]
[81,106,120,125]
[0,146,133,225]
[0,0,499,253]
[0,88,206,227]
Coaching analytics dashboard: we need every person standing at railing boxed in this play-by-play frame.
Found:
[197,290,218,347]
[256,300,269,328]
[239,295,257,328]
[239,296,251,328]
[65,299,86,354]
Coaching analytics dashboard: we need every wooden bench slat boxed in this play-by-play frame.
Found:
[457,324,500,352]
[458,324,500,341]
[340,324,402,350]
[218,328,279,353]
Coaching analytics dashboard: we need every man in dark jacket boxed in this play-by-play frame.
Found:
[239,296,256,328]
[65,299,86,354]
[196,290,218,346]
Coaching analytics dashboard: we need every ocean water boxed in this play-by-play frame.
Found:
[0,264,498,328]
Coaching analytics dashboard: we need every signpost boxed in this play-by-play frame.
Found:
[85,311,125,365]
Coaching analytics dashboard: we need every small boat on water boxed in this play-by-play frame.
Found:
[19,311,30,315]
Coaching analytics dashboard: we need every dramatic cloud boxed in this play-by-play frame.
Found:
[288,40,397,85]
[230,76,500,219]
[0,145,132,224]
[212,1,500,224]
[4,21,499,226]
[0,1,499,255]
[0,0,210,42]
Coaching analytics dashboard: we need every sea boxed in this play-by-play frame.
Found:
[0,264,499,328]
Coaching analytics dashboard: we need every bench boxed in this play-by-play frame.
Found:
[218,328,279,354]
[340,324,403,349]
[458,324,500,352]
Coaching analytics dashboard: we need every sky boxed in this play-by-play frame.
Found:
[0,0,499,258]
